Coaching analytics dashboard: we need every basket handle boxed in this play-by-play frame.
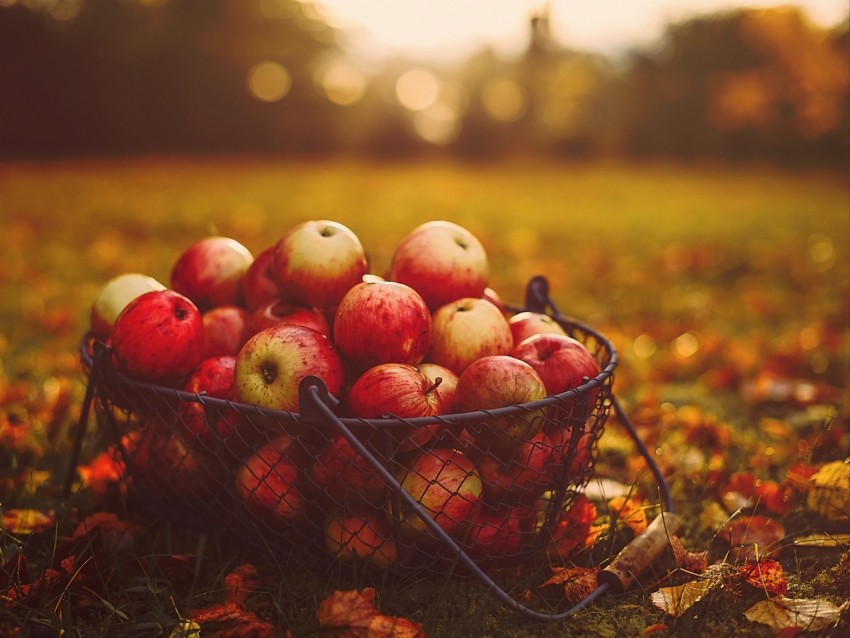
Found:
[298,376,679,621]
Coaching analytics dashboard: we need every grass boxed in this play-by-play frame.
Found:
[0,156,848,637]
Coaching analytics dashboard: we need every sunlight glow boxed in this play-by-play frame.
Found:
[482,78,527,122]
[247,61,292,102]
[395,69,441,111]
[315,60,367,106]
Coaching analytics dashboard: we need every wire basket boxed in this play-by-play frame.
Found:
[71,276,638,620]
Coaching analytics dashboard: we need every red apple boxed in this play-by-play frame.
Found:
[123,421,223,505]
[272,220,368,308]
[482,286,505,313]
[454,355,547,453]
[428,297,513,374]
[347,363,443,451]
[178,355,259,460]
[242,246,282,311]
[545,424,596,482]
[388,221,488,310]
[324,508,397,567]
[233,323,345,414]
[508,311,567,345]
[475,428,556,504]
[416,363,459,413]
[309,431,388,505]
[170,236,254,311]
[510,333,600,423]
[389,448,483,541]
[463,501,526,562]
[90,272,166,339]
[247,299,331,337]
[334,281,431,371]
[234,434,310,524]
[111,289,205,383]
[202,305,251,358]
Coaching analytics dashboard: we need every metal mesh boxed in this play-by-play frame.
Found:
[81,312,616,589]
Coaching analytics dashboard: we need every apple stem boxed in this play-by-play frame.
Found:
[425,377,443,395]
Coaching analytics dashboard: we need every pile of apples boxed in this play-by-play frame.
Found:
[89,220,602,568]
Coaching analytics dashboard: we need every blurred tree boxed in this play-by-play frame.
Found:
[0,0,342,155]
[615,7,849,165]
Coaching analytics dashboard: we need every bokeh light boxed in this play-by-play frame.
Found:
[247,61,292,103]
[395,68,441,111]
[482,77,527,122]
[315,59,367,106]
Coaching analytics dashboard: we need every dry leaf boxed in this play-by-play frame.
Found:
[0,508,56,535]
[669,534,708,574]
[608,496,649,535]
[224,564,261,605]
[737,559,788,596]
[318,588,381,633]
[793,532,850,548]
[719,515,785,561]
[189,602,276,638]
[650,563,732,617]
[806,459,850,521]
[539,566,600,604]
[366,614,427,637]
[542,494,598,563]
[169,619,201,638]
[744,596,848,632]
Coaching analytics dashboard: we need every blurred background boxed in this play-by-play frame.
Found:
[1,0,848,166]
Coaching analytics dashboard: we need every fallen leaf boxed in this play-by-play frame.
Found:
[366,614,427,637]
[744,596,848,633]
[77,446,125,496]
[317,588,381,633]
[669,534,708,575]
[169,619,201,638]
[72,512,141,554]
[539,565,600,604]
[189,601,276,637]
[1,508,56,535]
[542,494,598,563]
[719,515,785,561]
[608,495,649,535]
[224,564,261,605]
[650,563,732,617]
[793,532,850,548]
[738,559,788,596]
[806,459,850,521]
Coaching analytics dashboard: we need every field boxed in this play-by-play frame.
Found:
[0,157,848,637]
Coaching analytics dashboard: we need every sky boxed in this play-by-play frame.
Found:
[313,0,850,63]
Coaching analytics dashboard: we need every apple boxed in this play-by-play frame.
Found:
[428,297,513,374]
[234,434,310,524]
[388,221,489,310]
[510,333,600,423]
[90,272,167,339]
[170,236,254,311]
[247,299,330,338]
[454,355,548,453]
[347,363,443,451]
[415,363,459,413]
[309,431,388,505]
[123,421,223,505]
[272,220,368,308]
[334,281,431,370]
[462,501,526,562]
[177,355,259,460]
[241,246,282,311]
[324,508,397,568]
[202,305,250,358]
[508,311,567,345]
[482,287,505,313]
[111,289,205,383]
[545,423,596,482]
[475,428,556,504]
[389,447,483,541]
[233,323,345,414]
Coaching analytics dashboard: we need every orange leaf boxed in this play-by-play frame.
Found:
[669,535,708,575]
[543,495,598,563]
[189,601,276,638]
[77,446,125,496]
[540,565,600,604]
[720,515,785,561]
[608,495,649,535]
[224,564,261,605]
[317,588,381,633]
[366,614,428,637]
[738,559,788,596]
[1,509,56,535]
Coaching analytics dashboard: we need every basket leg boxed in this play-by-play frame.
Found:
[63,346,108,498]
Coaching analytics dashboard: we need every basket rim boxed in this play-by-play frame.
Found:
[81,309,617,430]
